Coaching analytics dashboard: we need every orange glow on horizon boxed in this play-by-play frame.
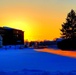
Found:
[0,6,63,41]
[0,1,72,41]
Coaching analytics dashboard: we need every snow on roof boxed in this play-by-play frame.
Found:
[3,26,13,30]
[3,26,24,31]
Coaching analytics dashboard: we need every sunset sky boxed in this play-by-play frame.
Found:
[0,0,76,41]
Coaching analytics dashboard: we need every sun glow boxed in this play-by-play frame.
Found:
[1,19,34,41]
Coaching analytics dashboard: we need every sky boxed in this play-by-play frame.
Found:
[0,0,76,41]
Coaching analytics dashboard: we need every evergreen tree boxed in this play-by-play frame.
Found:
[61,9,76,39]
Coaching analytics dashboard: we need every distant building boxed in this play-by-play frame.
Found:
[55,38,63,42]
[0,27,24,45]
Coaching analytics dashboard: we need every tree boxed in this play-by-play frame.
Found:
[61,9,76,39]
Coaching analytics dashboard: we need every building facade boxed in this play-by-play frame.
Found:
[0,27,24,45]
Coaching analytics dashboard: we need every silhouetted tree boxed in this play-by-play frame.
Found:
[57,9,76,50]
[61,9,76,39]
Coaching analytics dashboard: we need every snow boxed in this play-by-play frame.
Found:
[0,47,76,75]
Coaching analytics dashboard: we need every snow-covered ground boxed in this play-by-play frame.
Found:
[0,48,76,75]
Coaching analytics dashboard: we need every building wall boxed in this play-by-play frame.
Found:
[0,27,24,45]
[13,29,24,45]
[0,35,3,47]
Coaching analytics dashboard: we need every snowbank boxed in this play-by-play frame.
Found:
[0,48,76,75]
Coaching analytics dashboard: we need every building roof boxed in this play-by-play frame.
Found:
[2,26,24,32]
